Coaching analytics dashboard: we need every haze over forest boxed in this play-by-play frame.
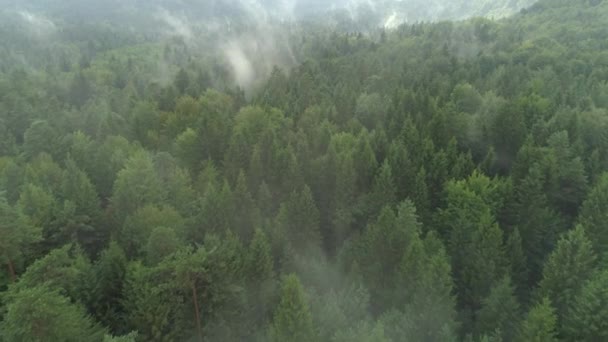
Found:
[2,0,608,342]
[0,0,537,93]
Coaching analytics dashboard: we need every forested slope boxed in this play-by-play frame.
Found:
[1,0,608,341]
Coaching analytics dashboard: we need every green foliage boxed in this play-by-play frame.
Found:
[0,195,41,281]
[89,242,128,332]
[475,276,521,341]
[332,321,389,342]
[562,270,608,341]
[270,274,316,342]
[538,225,597,328]
[121,205,185,259]
[440,177,507,322]
[0,286,105,342]
[578,172,608,255]
[104,332,138,342]
[145,226,181,266]
[111,152,165,223]
[7,244,90,303]
[366,159,397,220]
[276,185,322,255]
[516,297,558,342]
[1,0,608,339]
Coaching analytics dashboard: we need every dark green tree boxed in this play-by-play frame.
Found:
[578,172,608,255]
[475,276,521,341]
[276,185,322,255]
[562,270,608,341]
[89,242,128,332]
[538,225,596,328]
[367,159,397,219]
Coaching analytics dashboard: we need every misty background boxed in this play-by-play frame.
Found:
[0,0,537,93]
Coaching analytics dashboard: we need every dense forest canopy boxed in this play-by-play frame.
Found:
[2,0,608,341]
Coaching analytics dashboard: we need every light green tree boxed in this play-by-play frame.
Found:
[0,196,41,282]
[0,286,105,341]
[270,274,316,342]
[516,297,558,342]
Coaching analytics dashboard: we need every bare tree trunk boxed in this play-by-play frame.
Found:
[191,283,203,342]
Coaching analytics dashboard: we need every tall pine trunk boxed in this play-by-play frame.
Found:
[191,283,203,341]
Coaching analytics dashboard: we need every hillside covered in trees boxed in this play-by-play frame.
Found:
[2,0,608,341]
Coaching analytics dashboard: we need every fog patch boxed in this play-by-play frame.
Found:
[383,11,402,29]
[155,8,193,41]
[17,10,56,36]
[223,41,256,90]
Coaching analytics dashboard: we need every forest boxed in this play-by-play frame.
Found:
[1,0,608,341]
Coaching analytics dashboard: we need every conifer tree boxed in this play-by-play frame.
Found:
[563,270,608,341]
[270,274,316,342]
[1,286,105,341]
[516,297,558,342]
[578,172,608,255]
[538,225,596,327]
[475,276,521,341]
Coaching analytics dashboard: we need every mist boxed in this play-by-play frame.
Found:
[0,0,537,91]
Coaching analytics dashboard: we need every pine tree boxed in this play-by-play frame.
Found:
[506,228,529,302]
[386,140,416,202]
[111,152,165,223]
[197,180,234,239]
[331,153,358,251]
[513,164,563,285]
[123,262,184,341]
[0,196,41,282]
[367,159,397,219]
[516,297,558,342]
[538,225,596,327]
[8,244,90,304]
[145,226,181,266]
[233,170,259,242]
[245,228,277,330]
[398,231,458,341]
[0,286,105,341]
[90,242,128,332]
[562,270,608,341]
[441,181,507,319]
[353,201,422,314]
[17,183,57,249]
[475,276,521,342]
[270,274,316,342]
[276,185,322,255]
[60,158,103,255]
[121,205,184,259]
[578,172,608,255]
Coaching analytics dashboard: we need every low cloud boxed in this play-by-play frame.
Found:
[17,10,56,35]
[223,41,256,90]
[155,8,193,41]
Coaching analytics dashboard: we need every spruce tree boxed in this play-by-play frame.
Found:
[516,297,558,342]
[1,286,105,341]
[538,225,596,328]
[270,274,316,342]
[562,270,608,341]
